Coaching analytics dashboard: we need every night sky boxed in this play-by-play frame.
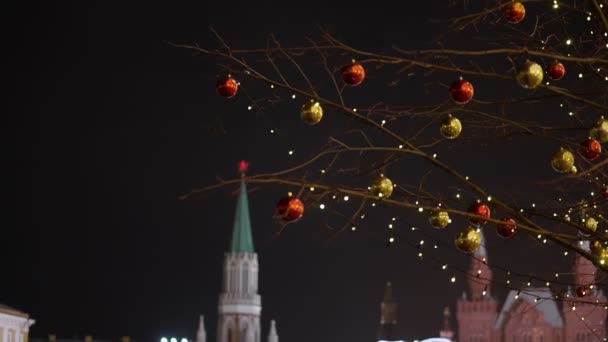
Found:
[8,1,601,342]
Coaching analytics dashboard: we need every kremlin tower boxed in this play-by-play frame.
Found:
[456,230,498,341]
[377,282,400,341]
[196,162,279,342]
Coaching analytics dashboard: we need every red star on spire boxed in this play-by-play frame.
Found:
[238,160,249,174]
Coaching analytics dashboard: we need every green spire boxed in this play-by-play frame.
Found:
[230,179,255,253]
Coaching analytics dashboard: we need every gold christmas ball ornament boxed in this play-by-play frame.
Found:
[590,240,603,255]
[440,114,462,139]
[429,211,451,229]
[455,226,481,254]
[584,217,598,234]
[568,165,578,175]
[590,116,608,143]
[516,60,544,89]
[551,147,575,173]
[598,249,608,267]
[591,242,608,266]
[370,174,394,198]
[300,101,323,125]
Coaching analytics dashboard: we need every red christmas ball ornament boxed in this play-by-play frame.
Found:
[449,79,474,104]
[276,195,304,222]
[341,61,366,86]
[579,138,602,160]
[468,202,491,225]
[497,217,517,239]
[546,61,565,81]
[576,286,588,297]
[216,76,239,98]
[504,1,526,24]
[601,186,608,198]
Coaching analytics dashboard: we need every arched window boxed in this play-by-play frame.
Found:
[243,266,249,293]
[230,262,237,292]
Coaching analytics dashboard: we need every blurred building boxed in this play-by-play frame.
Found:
[375,282,454,342]
[29,335,132,342]
[455,232,607,341]
[195,174,279,342]
[0,303,35,342]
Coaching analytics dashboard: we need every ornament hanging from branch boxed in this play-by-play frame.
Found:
[440,114,462,139]
[300,100,324,125]
[551,147,575,173]
[546,61,566,81]
[370,174,394,198]
[504,1,526,24]
[590,240,608,267]
[468,202,491,225]
[497,217,517,239]
[276,194,305,222]
[576,286,588,298]
[517,60,544,89]
[216,75,239,98]
[429,210,451,229]
[584,217,598,235]
[579,138,601,160]
[340,60,366,86]
[449,78,474,104]
[455,226,481,254]
[590,116,608,143]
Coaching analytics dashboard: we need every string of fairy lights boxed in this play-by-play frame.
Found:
[205,0,608,332]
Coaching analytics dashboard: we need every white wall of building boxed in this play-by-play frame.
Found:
[0,311,34,342]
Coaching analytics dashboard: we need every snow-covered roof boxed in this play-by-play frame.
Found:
[494,288,563,329]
